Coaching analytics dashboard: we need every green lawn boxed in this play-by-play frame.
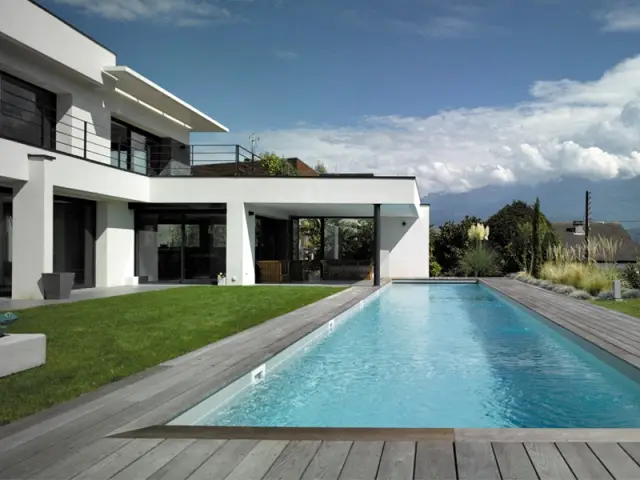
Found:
[593,299,640,319]
[0,286,344,425]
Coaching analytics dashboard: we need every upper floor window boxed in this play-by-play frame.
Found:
[0,71,56,149]
[110,118,159,175]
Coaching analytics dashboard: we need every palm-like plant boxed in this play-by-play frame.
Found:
[465,223,495,277]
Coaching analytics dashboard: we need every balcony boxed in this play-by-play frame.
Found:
[0,87,264,177]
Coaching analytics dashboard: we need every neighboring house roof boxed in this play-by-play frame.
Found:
[191,157,319,177]
[551,222,640,262]
[287,158,319,177]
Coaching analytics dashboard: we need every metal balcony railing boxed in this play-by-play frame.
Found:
[0,89,263,177]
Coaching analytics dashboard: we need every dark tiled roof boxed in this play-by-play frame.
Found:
[191,158,319,177]
[551,222,640,262]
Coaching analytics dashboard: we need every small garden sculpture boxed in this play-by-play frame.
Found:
[0,312,18,337]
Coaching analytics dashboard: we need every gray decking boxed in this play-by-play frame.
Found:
[2,279,640,479]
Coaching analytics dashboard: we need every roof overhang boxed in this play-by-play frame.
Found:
[102,66,228,133]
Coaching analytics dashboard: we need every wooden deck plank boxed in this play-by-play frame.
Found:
[0,399,132,473]
[301,441,352,480]
[147,439,226,480]
[71,439,164,480]
[492,442,537,480]
[187,439,258,480]
[618,442,640,465]
[0,399,151,479]
[375,441,415,480]
[555,442,613,480]
[413,441,456,480]
[338,441,384,480]
[523,442,576,480]
[262,440,322,480]
[225,440,290,480]
[28,438,131,480]
[588,443,640,479]
[455,442,500,480]
[109,439,196,480]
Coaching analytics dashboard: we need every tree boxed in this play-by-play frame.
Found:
[487,200,557,273]
[314,162,328,174]
[431,216,483,274]
[532,197,543,278]
[259,152,299,176]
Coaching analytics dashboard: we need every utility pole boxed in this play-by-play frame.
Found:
[584,190,591,263]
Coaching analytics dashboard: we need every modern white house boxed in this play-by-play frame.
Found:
[0,0,430,300]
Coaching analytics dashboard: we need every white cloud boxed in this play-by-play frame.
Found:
[392,16,477,39]
[240,55,640,195]
[599,4,640,32]
[52,0,236,26]
[274,50,299,59]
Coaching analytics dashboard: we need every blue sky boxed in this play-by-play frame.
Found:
[40,0,640,193]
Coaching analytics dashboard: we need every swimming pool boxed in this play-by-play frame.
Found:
[170,283,640,428]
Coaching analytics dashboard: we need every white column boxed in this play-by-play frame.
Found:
[12,154,55,299]
[380,205,430,279]
[95,201,135,287]
[226,202,255,285]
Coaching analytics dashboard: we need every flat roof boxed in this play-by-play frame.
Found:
[27,0,115,54]
[103,66,229,133]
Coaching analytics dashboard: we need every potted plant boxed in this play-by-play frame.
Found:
[41,272,75,300]
[217,273,227,286]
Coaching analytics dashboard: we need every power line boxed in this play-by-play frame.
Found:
[591,220,640,223]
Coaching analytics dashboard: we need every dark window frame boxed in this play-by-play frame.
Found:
[110,117,160,174]
[0,69,57,149]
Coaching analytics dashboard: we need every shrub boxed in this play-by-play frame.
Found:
[578,275,612,296]
[538,280,553,290]
[540,261,616,295]
[622,263,640,289]
[597,290,615,300]
[459,244,499,277]
[622,289,640,299]
[569,290,592,300]
[552,285,575,295]
[430,260,442,278]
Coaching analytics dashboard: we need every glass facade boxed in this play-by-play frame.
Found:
[135,206,227,283]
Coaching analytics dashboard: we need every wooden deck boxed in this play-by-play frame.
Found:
[2,279,640,479]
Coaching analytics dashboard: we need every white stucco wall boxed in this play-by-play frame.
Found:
[381,205,430,279]
[11,156,54,299]
[95,201,135,287]
[150,177,420,208]
[1,0,116,84]
[226,202,256,286]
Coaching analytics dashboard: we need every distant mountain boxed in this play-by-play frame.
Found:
[425,176,640,230]
[629,228,640,243]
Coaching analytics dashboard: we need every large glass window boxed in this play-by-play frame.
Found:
[0,71,56,149]
[110,118,159,175]
[135,208,226,283]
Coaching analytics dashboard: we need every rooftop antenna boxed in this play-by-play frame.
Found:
[249,133,260,155]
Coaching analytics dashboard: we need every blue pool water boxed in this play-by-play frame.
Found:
[195,284,640,428]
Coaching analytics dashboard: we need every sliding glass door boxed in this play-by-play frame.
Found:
[135,209,226,283]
